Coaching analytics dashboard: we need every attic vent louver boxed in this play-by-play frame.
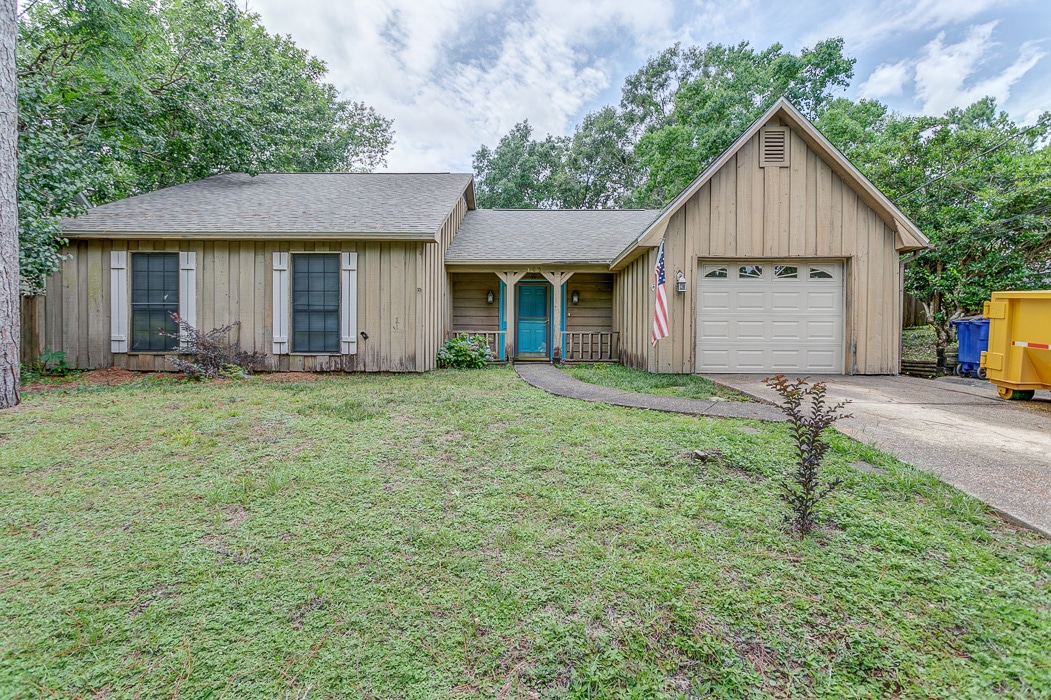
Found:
[760,127,789,167]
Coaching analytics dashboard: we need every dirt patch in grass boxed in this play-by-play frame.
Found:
[22,367,146,391]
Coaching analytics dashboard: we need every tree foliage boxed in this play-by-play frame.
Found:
[472,38,855,210]
[17,0,394,291]
[817,97,1051,362]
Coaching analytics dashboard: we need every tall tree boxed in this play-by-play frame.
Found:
[628,39,855,206]
[472,38,855,210]
[818,97,1051,366]
[17,0,394,292]
[0,0,17,408]
[472,121,568,209]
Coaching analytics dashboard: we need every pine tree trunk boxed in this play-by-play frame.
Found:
[0,0,19,409]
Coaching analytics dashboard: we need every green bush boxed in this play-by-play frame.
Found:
[21,350,77,383]
[436,334,494,369]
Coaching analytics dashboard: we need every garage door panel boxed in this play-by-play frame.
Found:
[771,292,802,310]
[700,320,730,340]
[698,349,730,371]
[806,350,837,371]
[735,349,766,371]
[806,291,839,312]
[771,350,804,369]
[700,291,730,312]
[771,320,802,340]
[736,292,766,311]
[736,321,766,340]
[807,320,837,341]
[697,260,844,374]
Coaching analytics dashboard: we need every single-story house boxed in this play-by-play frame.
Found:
[25,99,928,375]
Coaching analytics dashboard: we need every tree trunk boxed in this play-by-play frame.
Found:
[0,0,18,409]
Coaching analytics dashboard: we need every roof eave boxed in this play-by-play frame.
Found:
[444,258,615,268]
[62,230,440,241]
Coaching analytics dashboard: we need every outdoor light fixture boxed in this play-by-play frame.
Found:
[486,290,495,304]
[571,290,580,305]
[676,270,687,293]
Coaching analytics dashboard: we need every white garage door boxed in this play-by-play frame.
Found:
[696,261,844,373]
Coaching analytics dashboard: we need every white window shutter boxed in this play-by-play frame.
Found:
[272,252,289,355]
[341,252,358,355]
[179,252,197,349]
[110,250,128,353]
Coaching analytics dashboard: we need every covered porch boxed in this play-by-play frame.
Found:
[447,270,618,362]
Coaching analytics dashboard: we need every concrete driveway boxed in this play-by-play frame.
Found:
[707,374,1051,537]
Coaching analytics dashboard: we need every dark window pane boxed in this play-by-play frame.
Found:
[291,254,340,353]
[130,253,179,352]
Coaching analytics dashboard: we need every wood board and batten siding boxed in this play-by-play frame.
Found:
[613,250,655,371]
[38,195,469,373]
[564,274,614,334]
[616,116,906,375]
[450,273,501,333]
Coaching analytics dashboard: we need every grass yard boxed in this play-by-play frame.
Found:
[1,368,1049,699]
[559,363,747,401]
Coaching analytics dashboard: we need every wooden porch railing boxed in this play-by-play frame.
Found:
[562,331,619,362]
[445,330,505,359]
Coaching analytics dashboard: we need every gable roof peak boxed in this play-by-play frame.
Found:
[612,98,928,269]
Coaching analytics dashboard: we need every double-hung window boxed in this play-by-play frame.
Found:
[130,253,179,351]
[291,254,341,353]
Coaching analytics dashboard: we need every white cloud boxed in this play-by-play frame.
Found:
[912,23,1045,114]
[809,0,1013,51]
[249,0,677,171]
[246,0,1049,171]
[859,60,911,98]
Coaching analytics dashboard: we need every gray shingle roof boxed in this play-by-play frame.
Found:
[61,172,474,236]
[445,209,661,264]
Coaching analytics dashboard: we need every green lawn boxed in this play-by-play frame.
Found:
[559,363,748,401]
[1,368,1049,698]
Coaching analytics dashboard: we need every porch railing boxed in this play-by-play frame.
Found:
[562,331,619,362]
[445,330,505,360]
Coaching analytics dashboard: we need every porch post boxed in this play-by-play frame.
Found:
[496,271,525,360]
[541,271,574,362]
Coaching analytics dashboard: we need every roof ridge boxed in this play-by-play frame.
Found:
[219,171,470,176]
[483,208,661,212]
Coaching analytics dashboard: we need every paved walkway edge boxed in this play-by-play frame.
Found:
[513,363,785,422]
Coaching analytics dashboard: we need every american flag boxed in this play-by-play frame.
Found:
[651,240,668,347]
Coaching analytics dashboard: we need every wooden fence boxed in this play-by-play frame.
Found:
[903,293,926,328]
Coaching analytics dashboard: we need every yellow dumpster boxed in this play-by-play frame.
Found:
[981,290,1051,400]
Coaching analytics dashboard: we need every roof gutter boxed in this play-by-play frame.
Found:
[62,231,441,242]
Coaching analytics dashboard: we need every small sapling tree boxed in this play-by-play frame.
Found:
[765,375,851,538]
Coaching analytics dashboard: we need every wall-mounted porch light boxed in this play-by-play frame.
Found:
[675,270,687,293]
[486,290,495,304]
[571,290,580,305]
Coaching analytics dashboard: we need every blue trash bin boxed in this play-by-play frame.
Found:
[952,316,991,378]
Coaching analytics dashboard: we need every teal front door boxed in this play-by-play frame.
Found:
[517,284,549,357]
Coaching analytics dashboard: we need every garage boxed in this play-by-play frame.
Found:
[695,261,844,373]
[612,100,930,376]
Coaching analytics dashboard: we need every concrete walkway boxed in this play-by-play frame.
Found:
[513,363,784,422]
[707,374,1051,537]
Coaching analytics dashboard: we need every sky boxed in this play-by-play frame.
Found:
[247,0,1051,173]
